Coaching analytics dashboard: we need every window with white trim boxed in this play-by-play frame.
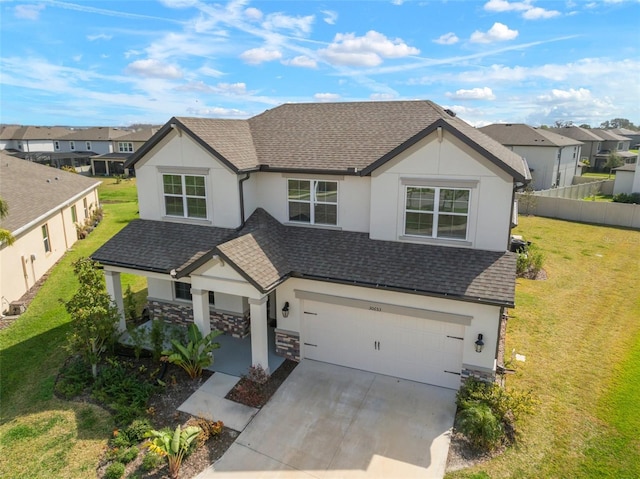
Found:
[42,224,51,253]
[404,186,470,240]
[83,198,89,218]
[70,141,75,151]
[71,205,78,223]
[163,174,207,219]
[287,179,338,225]
[174,283,215,305]
[118,142,134,153]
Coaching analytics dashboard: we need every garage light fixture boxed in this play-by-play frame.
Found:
[475,334,485,353]
[282,302,290,318]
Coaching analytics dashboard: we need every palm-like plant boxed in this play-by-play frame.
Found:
[145,425,201,479]
[0,196,15,246]
[163,324,222,379]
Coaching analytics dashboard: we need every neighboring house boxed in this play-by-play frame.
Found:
[590,129,636,167]
[609,128,640,150]
[612,163,640,195]
[0,125,72,152]
[92,128,159,176]
[0,152,101,314]
[57,127,131,155]
[92,101,530,390]
[480,123,581,190]
[552,126,604,167]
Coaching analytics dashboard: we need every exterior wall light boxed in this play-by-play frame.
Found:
[282,302,290,318]
[475,333,485,353]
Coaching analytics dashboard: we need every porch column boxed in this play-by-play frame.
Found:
[249,296,270,374]
[191,288,211,337]
[104,270,126,332]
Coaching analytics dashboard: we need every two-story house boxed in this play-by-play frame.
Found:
[92,101,530,390]
[91,128,159,176]
[0,125,72,153]
[590,129,637,166]
[480,123,581,190]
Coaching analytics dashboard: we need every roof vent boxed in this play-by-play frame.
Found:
[46,179,51,183]
[444,109,456,117]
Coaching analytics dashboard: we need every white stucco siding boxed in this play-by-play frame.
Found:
[135,131,241,228]
[249,172,370,232]
[632,166,640,194]
[511,146,557,190]
[613,170,636,195]
[147,277,175,301]
[274,277,500,372]
[370,131,514,251]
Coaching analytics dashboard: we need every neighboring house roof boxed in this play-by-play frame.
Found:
[128,101,530,182]
[0,125,72,141]
[613,163,636,172]
[114,128,159,142]
[480,124,581,147]
[92,209,517,307]
[551,126,603,142]
[59,127,131,141]
[0,153,101,233]
[590,129,629,142]
[610,128,639,137]
[93,152,131,160]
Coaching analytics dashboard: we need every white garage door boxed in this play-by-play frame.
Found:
[302,300,465,389]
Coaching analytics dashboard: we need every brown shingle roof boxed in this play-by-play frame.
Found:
[0,152,101,233]
[0,125,73,141]
[59,127,131,141]
[552,126,603,142]
[92,209,517,307]
[480,124,581,147]
[128,101,530,182]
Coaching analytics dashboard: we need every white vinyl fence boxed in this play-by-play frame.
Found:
[534,180,614,199]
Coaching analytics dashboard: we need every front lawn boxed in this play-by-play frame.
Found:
[447,217,640,478]
[0,178,143,478]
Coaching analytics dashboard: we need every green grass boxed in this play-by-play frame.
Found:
[581,194,614,202]
[582,172,615,179]
[0,178,144,478]
[447,217,640,479]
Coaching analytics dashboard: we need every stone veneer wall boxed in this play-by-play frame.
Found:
[275,329,300,362]
[461,366,496,385]
[148,300,250,339]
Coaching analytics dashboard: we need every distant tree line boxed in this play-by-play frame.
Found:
[539,118,639,130]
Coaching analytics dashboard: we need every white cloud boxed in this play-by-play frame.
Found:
[320,30,419,67]
[470,23,518,43]
[314,93,341,101]
[446,87,496,101]
[244,7,263,21]
[126,59,183,79]
[186,107,248,117]
[262,12,315,35]
[283,56,318,68]
[216,82,247,95]
[198,66,224,78]
[15,4,45,20]
[240,47,283,64]
[536,87,593,103]
[484,0,561,20]
[434,32,459,45]
[72,54,83,62]
[522,7,561,19]
[87,33,113,41]
[392,0,405,5]
[370,92,397,100]
[322,10,338,25]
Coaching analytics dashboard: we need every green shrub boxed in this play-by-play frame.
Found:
[516,242,544,277]
[123,285,139,322]
[150,319,167,362]
[104,461,125,479]
[55,357,93,399]
[612,192,640,204]
[125,418,152,443]
[116,445,139,464]
[456,402,503,451]
[126,324,148,360]
[163,324,222,379]
[141,451,164,471]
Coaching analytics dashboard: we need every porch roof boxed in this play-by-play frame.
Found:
[92,210,517,307]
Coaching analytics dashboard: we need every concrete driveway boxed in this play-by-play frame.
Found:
[196,360,457,479]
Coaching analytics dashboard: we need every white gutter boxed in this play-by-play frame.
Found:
[9,181,101,238]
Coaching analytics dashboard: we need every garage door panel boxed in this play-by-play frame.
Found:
[303,300,465,389]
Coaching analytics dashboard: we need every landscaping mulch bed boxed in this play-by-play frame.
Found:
[226,359,298,408]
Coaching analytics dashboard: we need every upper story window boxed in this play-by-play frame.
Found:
[118,142,134,153]
[287,179,338,225]
[617,142,623,150]
[70,141,76,150]
[42,224,51,253]
[404,186,470,240]
[54,141,60,150]
[86,141,91,150]
[163,174,207,219]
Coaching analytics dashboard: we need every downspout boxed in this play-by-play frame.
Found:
[556,147,564,187]
[238,172,251,227]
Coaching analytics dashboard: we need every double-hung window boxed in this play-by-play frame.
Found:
[288,179,338,225]
[163,174,207,219]
[86,141,92,150]
[119,142,134,153]
[42,224,51,253]
[404,186,470,240]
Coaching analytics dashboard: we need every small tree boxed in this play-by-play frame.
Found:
[63,258,119,378]
[604,153,623,178]
[518,185,537,216]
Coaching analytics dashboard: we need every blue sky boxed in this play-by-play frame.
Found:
[1,0,639,127]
